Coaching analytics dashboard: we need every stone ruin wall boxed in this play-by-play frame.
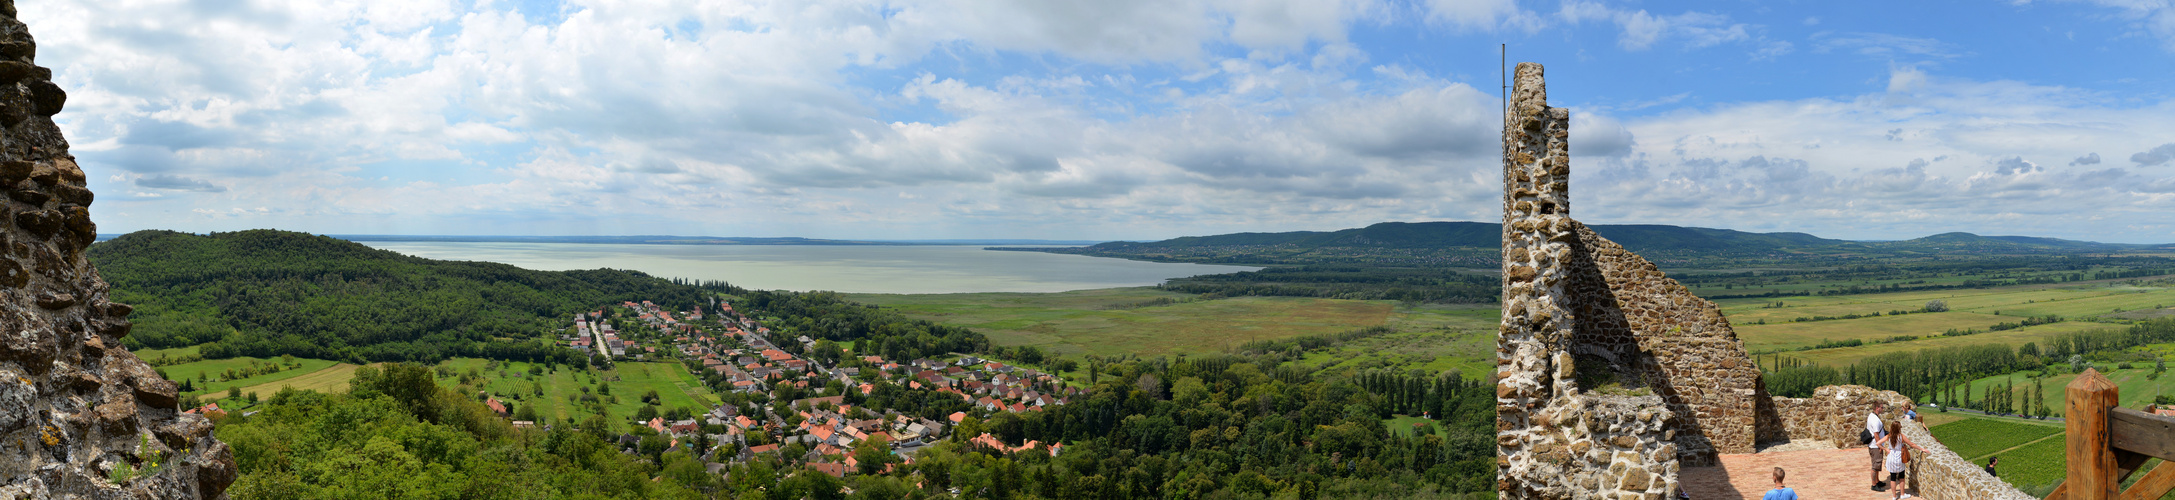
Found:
[0,2,238,497]
[1496,61,1679,499]
[1563,223,1784,461]
[1770,385,1912,450]
[1496,61,2039,500]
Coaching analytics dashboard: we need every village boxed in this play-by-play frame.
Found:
[545,298,1082,478]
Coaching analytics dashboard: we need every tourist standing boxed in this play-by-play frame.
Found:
[1881,420,1928,500]
[1764,467,1798,500]
[1867,402,1886,491]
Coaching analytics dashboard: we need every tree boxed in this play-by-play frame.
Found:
[638,433,669,461]
[1924,300,1949,313]
[852,436,894,475]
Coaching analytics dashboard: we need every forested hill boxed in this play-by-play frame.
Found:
[88,229,736,362]
[1003,221,2148,266]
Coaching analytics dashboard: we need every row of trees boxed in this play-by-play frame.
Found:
[1765,318,2175,408]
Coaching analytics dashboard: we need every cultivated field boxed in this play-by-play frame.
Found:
[159,356,340,399]
[235,362,368,396]
[845,287,1431,358]
[1928,416,2068,493]
[1716,279,2175,366]
[1787,321,2104,368]
[1729,311,2009,351]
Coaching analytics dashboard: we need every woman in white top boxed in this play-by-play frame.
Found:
[1879,420,1928,500]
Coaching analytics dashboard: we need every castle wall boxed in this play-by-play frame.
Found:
[1567,223,1772,459]
[1494,60,2035,500]
[1770,385,1911,449]
[1497,62,1679,499]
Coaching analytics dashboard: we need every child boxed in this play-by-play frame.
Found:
[1881,420,1929,500]
[1764,467,1797,500]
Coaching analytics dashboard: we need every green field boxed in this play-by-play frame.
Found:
[236,363,368,396]
[205,357,722,425]
[1384,415,1442,437]
[132,344,203,363]
[1302,303,1495,378]
[1926,417,2062,461]
[1731,311,2009,351]
[1926,413,2175,496]
[1709,274,2175,369]
[430,359,717,424]
[845,288,1430,358]
[1926,416,2068,492]
[1788,321,2104,368]
[159,356,340,399]
[1955,366,2175,417]
[1985,429,2068,491]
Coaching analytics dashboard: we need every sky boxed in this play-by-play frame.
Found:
[22,0,2175,242]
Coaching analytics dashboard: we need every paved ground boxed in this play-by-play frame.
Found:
[1681,447,1924,500]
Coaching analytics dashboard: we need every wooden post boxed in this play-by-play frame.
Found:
[2068,369,2121,500]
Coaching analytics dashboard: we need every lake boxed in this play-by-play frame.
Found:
[357,242,1260,294]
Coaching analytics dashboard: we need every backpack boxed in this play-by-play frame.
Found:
[1859,428,1873,445]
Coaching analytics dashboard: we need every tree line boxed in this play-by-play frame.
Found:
[89,229,721,365]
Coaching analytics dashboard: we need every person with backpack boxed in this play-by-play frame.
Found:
[1866,402,1886,491]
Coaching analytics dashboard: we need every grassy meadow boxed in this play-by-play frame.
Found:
[165,353,721,425]
[429,359,716,424]
[1952,365,2175,417]
[159,356,341,399]
[235,362,368,396]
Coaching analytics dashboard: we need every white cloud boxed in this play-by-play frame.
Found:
[1581,69,2175,241]
[2044,0,2175,51]
[1424,0,1538,31]
[1554,1,1768,54]
[1814,32,1962,58]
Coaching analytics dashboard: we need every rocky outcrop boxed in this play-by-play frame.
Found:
[0,1,237,498]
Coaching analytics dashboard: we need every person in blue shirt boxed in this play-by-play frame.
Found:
[1765,466,1798,500]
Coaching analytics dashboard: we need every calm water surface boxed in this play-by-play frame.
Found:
[358,242,1259,294]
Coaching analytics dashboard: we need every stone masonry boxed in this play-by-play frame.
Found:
[1496,62,2031,500]
[0,2,238,497]
[1497,62,1683,498]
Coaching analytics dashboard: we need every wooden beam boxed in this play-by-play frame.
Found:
[2120,461,2175,500]
[2069,368,2121,500]
[2113,407,2175,462]
[2047,483,2068,500]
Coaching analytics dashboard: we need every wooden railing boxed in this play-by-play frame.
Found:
[2045,368,2175,500]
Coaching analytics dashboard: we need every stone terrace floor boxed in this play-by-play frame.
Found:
[1681,448,1924,500]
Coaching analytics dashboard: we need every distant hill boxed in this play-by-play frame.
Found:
[88,229,734,363]
[1001,221,2153,267]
